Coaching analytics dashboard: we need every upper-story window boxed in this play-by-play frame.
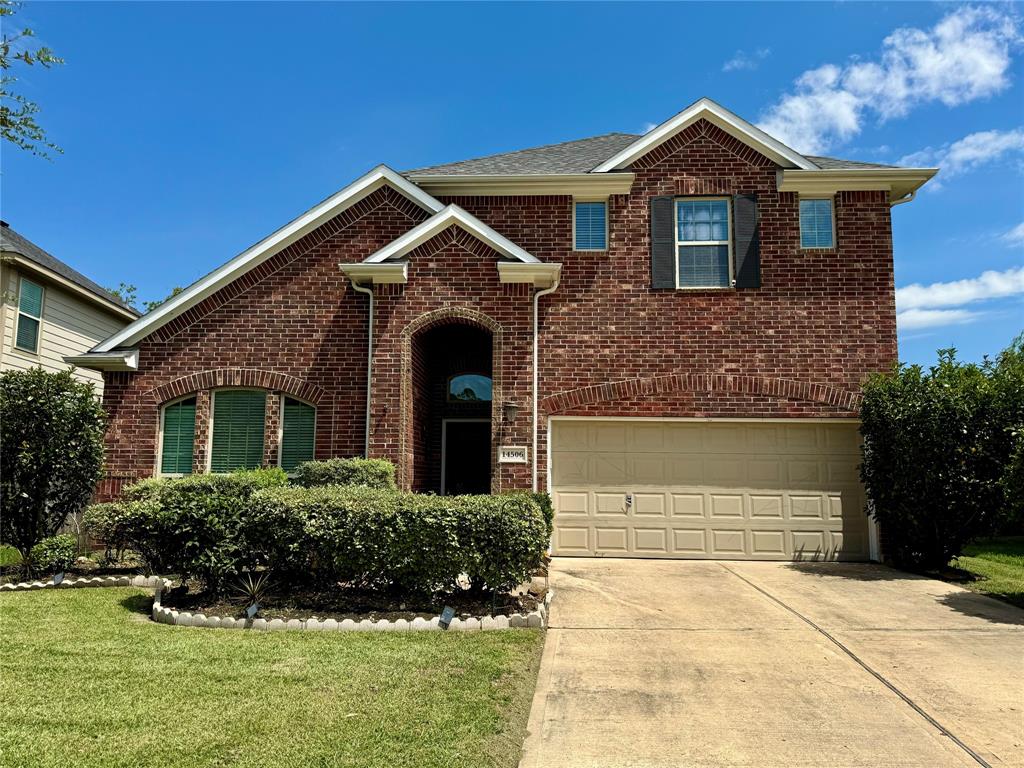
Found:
[447,373,492,402]
[574,200,607,251]
[15,277,44,353]
[675,198,732,288]
[799,198,835,249]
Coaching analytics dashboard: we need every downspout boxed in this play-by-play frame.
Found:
[350,280,374,458]
[532,275,560,492]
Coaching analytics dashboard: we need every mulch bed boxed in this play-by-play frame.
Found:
[161,581,545,623]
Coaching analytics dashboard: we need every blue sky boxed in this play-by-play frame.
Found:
[2,2,1021,366]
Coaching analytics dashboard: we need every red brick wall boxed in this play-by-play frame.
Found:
[98,118,895,497]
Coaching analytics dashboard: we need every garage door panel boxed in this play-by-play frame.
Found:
[551,419,870,561]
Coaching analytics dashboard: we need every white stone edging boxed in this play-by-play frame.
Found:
[0,574,552,632]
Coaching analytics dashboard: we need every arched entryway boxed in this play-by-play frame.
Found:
[405,318,497,494]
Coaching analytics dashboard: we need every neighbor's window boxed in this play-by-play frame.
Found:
[447,374,492,403]
[799,198,835,248]
[574,201,607,251]
[15,277,44,353]
[160,396,197,475]
[210,389,266,472]
[675,198,731,288]
[280,397,315,472]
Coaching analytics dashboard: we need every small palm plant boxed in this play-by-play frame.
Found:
[233,571,273,617]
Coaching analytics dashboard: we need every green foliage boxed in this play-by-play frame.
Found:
[1,1,63,158]
[29,534,76,575]
[233,571,274,609]
[0,368,105,568]
[253,486,547,593]
[93,469,288,591]
[860,340,1024,570]
[509,490,554,538]
[293,457,397,490]
[104,284,185,314]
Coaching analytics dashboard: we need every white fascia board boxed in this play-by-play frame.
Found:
[339,262,408,285]
[64,349,139,371]
[496,261,562,288]
[92,165,443,352]
[592,97,816,172]
[364,205,540,264]
[407,173,635,197]
[3,254,139,321]
[777,167,938,200]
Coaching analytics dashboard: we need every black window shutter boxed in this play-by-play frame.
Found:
[650,196,675,289]
[733,194,760,289]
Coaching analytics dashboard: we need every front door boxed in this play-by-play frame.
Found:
[443,420,491,495]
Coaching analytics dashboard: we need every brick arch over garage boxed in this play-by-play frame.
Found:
[539,373,861,415]
[146,368,327,406]
[398,307,504,491]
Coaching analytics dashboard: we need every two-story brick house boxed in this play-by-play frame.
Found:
[72,99,935,561]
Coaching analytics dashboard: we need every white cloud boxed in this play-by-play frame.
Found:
[896,308,983,330]
[638,122,657,135]
[758,6,1020,153]
[723,48,771,73]
[900,128,1024,183]
[896,266,1024,310]
[1002,222,1024,246]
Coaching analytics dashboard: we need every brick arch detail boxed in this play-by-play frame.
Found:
[398,307,504,492]
[147,368,327,406]
[540,373,861,415]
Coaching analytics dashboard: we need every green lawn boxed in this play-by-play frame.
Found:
[952,536,1024,608]
[0,588,544,768]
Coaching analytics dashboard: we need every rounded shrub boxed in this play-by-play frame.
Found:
[29,534,77,575]
[292,458,396,490]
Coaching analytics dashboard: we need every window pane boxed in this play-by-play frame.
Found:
[281,398,315,472]
[448,374,492,402]
[161,397,196,475]
[677,200,729,242]
[800,199,834,248]
[19,279,43,318]
[15,315,39,352]
[211,390,266,472]
[678,244,730,288]
[574,202,606,250]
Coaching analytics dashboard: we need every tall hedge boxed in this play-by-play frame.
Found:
[0,368,105,569]
[860,340,1023,570]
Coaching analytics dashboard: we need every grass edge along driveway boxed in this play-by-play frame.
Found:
[952,535,1024,608]
[0,588,544,768]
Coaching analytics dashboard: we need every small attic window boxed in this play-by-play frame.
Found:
[574,201,607,251]
[448,374,492,403]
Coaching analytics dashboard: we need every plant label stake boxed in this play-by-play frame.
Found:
[439,605,455,630]
[246,603,260,620]
[53,572,64,585]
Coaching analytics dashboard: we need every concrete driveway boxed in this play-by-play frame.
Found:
[520,559,1024,768]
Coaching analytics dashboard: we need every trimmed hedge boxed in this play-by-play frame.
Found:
[253,486,546,592]
[292,458,396,490]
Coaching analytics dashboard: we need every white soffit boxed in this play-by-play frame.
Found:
[92,165,444,352]
[64,349,139,371]
[593,97,817,172]
[496,261,561,288]
[777,168,939,200]
[364,205,540,264]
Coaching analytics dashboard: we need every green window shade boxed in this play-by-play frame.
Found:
[280,398,315,472]
[160,398,196,475]
[15,278,43,352]
[211,390,266,472]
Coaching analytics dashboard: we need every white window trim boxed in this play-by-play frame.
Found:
[207,388,268,473]
[157,393,198,477]
[799,195,837,250]
[572,198,609,253]
[674,197,734,290]
[277,394,317,473]
[14,275,44,354]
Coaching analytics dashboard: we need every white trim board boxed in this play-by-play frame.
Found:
[92,165,444,353]
[364,205,540,264]
[593,97,816,172]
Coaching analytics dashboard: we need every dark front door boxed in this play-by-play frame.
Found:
[443,420,491,495]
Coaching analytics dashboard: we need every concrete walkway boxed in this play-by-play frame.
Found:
[520,559,1024,768]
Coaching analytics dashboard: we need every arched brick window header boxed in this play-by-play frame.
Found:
[540,373,861,415]
[147,368,326,406]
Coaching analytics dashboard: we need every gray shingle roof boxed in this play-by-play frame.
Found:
[0,223,138,315]
[806,155,900,170]
[406,133,641,176]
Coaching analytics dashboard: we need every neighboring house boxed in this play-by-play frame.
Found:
[0,222,138,395]
[73,98,936,561]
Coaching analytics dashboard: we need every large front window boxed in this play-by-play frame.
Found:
[210,389,266,472]
[675,198,732,288]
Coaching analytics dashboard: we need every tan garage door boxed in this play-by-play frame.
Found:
[550,419,869,560]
